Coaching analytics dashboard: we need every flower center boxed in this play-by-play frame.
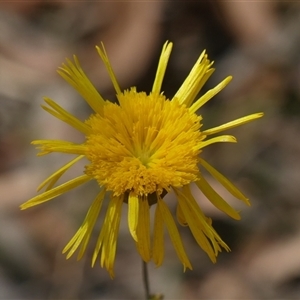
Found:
[84,89,203,196]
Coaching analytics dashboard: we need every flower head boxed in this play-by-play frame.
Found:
[21,41,263,277]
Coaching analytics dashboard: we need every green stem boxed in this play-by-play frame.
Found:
[142,260,164,300]
[142,260,150,300]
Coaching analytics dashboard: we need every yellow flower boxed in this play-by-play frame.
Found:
[21,41,263,278]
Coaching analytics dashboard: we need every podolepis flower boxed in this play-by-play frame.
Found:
[21,42,263,277]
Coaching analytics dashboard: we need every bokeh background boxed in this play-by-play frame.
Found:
[1,1,300,299]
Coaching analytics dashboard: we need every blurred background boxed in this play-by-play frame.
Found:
[1,1,300,299]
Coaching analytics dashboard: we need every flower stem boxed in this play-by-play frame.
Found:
[142,260,151,300]
[142,261,164,300]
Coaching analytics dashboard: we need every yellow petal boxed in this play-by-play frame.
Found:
[135,198,151,262]
[174,50,214,108]
[63,225,87,259]
[189,76,232,113]
[199,158,249,204]
[96,43,122,96]
[202,113,264,136]
[175,186,230,259]
[183,186,230,253]
[176,204,188,226]
[58,56,105,113]
[195,176,241,220]
[128,193,139,242]
[152,203,165,267]
[42,97,91,135]
[78,189,106,259]
[158,198,192,271]
[92,195,123,278]
[37,155,84,191]
[20,174,91,209]
[152,41,173,94]
[32,140,86,156]
[94,202,113,268]
[104,195,123,278]
[198,135,237,149]
[174,187,216,262]
[62,188,106,259]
